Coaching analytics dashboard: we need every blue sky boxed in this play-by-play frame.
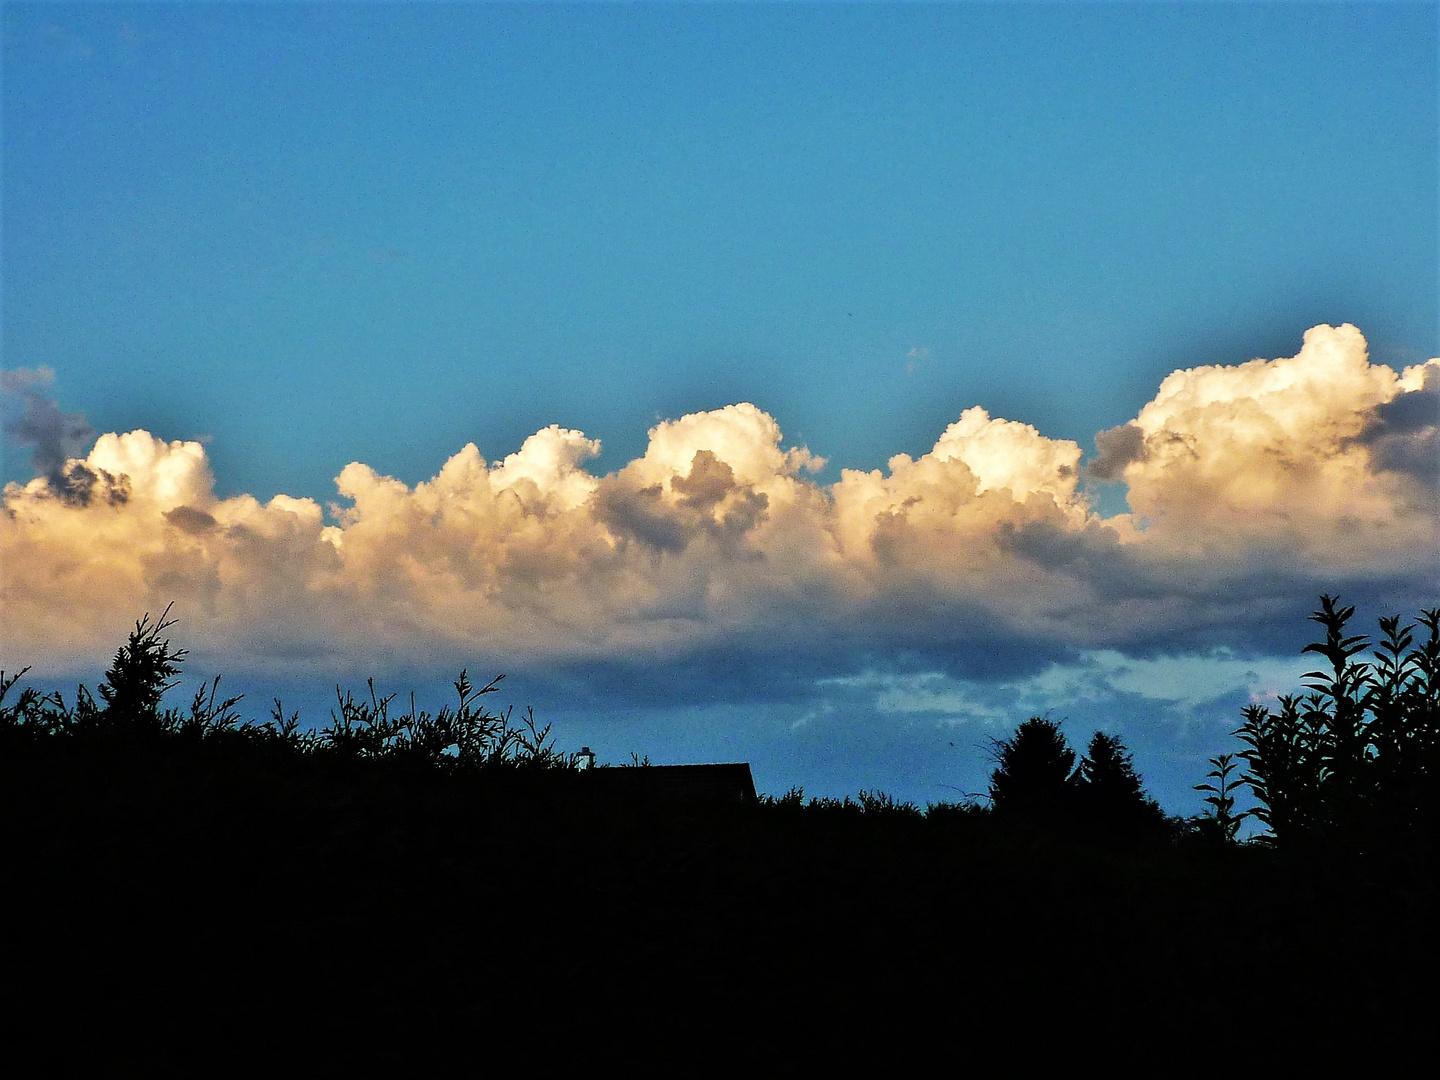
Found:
[3,3,1437,812]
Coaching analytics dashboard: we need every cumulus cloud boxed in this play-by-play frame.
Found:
[1111,323,1438,573]
[3,325,1435,694]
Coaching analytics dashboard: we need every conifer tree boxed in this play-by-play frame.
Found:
[988,717,1078,822]
[1077,731,1164,836]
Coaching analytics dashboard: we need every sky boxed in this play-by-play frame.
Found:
[3,2,1437,813]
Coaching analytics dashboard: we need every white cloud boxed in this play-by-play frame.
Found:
[488,425,602,513]
[1114,323,1439,571]
[3,325,1434,690]
[819,672,1013,725]
[1063,650,1315,710]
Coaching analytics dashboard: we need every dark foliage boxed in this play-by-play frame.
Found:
[987,715,1078,820]
[1234,595,1440,850]
[95,605,186,727]
[1192,753,1247,843]
[2,605,1437,1066]
[988,719,1164,840]
[0,608,575,777]
[1077,731,1167,837]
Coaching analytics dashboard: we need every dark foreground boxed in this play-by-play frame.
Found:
[3,738,1434,1071]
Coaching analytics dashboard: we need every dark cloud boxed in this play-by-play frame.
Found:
[51,461,130,507]
[593,451,770,555]
[1376,366,1440,431]
[717,488,769,540]
[0,368,53,394]
[1358,367,1440,485]
[592,479,691,553]
[995,519,1118,571]
[1074,567,1427,659]
[1086,422,1147,482]
[856,606,1080,681]
[164,505,219,535]
[2,366,99,500]
[520,620,1075,711]
[672,450,733,510]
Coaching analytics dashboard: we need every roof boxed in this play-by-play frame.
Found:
[578,762,758,805]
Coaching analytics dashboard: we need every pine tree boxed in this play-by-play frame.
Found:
[95,605,185,735]
[988,717,1078,823]
[1077,731,1164,837]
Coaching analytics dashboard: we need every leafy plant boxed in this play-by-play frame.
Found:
[1192,753,1247,844]
[0,609,574,781]
[1233,595,1440,849]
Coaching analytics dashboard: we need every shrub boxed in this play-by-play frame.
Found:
[1234,595,1439,849]
[95,605,187,733]
[0,609,571,778]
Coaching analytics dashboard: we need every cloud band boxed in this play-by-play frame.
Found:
[3,325,1436,687]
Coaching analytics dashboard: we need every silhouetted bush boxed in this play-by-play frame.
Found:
[0,607,576,780]
[3,603,1438,1066]
[1234,595,1439,850]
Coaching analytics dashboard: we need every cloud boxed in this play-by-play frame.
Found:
[818,671,1013,725]
[1086,423,1146,482]
[1111,323,1438,573]
[1357,362,1439,486]
[0,367,56,394]
[818,646,1315,725]
[3,325,1435,700]
[1048,649,1316,711]
[2,366,99,504]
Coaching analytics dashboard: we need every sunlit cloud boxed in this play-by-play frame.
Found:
[1108,322,1438,571]
[3,325,1436,694]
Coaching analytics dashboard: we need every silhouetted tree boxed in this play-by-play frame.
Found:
[1076,731,1164,837]
[94,605,185,735]
[988,716,1078,823]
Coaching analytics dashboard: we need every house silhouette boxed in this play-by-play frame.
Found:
[580,762,757,806]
